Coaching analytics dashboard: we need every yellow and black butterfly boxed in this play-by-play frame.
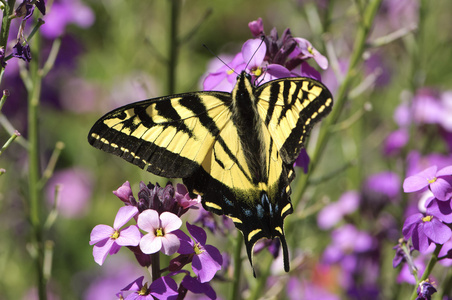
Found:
[88,71,333,274]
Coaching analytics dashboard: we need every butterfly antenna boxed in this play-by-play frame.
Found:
[244,36,265,71]
[202,44,238,75]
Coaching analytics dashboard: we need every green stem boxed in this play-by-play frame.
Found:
[0,89,9,111]
[246,253,272,300]
[167,0,180,94]
[28,27,47,300]
[292,0,382,207]
[0,0,16,82]
[409,244,442,300]
[229,234,243,300]
[0,129,19,156]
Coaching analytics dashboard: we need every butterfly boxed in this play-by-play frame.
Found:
[88,71,333,274]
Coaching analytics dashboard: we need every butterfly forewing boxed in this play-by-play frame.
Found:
[256,78,333,164]
[88,92,232,178]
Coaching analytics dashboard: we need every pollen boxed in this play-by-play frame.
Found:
[111,230,120,239]
[253,67,263,77]
[428,177,437,184]
[155,228,164,237]
[227,69,235,75]
[194,242,204,255]
[422,215,433,222]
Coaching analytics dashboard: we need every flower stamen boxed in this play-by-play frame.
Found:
[155,228,164,237]
[111,230,120,239]
[422,215,433,222]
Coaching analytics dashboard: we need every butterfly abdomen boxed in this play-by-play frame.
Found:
[231,73,268,184]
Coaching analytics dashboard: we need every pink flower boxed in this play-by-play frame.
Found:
[89,206,141,265]
[138,209,182,256]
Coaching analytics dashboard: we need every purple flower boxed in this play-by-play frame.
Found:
[294,148,310,173]
[180,272,217,300]
[317,191,359,230]
[253,238,281,259]
[121,276,178,300]
[440,90,452,131]
[402,212,452,252]
[425,197,452,224]
[45,168,93,218]
[0,47,6,68]
[113,181,199,217]
[383,128,409,156]
[392,238,414,268]
[403,165,452,201]
[89,206,141,265]
[412,89,443,125]
[203,18,328,92]
[438,238,452,267]
[174,183,201,212]
[193,206,233,235]
[248,18,264,37]
[287,277,340,300]
[290,38,328,69]
[84,259,143,300]
[113,181,137,207]
[322,224,375,265]
[176,223,222,282]
[15,0,36,20]
[138,209,182,256]
[12,41,32,62]
[365,171,401,200]
[40,0,95,39]
[397,256,425,284]
[416,280,437,300]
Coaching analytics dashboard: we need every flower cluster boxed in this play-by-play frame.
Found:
[402,165,452,252]
[89,181,222,299]
[384,88,452,156]
[9,0,46,63]
[203,17,328,92]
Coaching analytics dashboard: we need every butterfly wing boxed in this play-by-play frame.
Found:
[88,92,232,178]
[255,77,333,164]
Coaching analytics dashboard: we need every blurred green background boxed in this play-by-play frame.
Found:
[1,0,452,299]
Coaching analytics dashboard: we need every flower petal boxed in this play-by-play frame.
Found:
[436,165,452,177]
[160,212,182,233]
[160,233,181,256]
[90,224,114,245]
[426,199,452,223]
[137,209,160,232]
[242,39,266,69]
[430,177,452,201]
[411,224,430,252]
[150,276,179,300]
[92,238,115,265]
[402,213,423,239]
[175,230,195,255]
[113,181,134,203]
[423,218,452,244]
[193,245,222,283]
[403,166,436,193]
[181,275,217,299]
[116,225,141,246]
[113,206,138,229]
[140,233,162,254]
[186,223,207,245]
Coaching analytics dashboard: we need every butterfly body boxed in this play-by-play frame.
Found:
[88,71,333,273]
